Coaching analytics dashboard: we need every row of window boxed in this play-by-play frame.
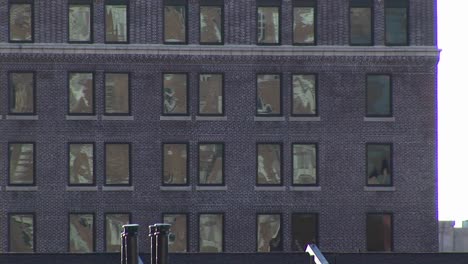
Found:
[6,72,392,117]
[6,212,392,253]
[6,142,392,187]
[8,0,409,46]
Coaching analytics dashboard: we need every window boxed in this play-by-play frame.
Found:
[69,213,95,253]
[257,214,282,252]
[293,0,316,45]
[9,72,35,115]
[385,0,408,46]
[257,0,280,45]
[69,72,94,115]
[291,213,318,251]
[105,73,130,115]
[163,214,188,252]
[292,74,317,116]
[163,143,188,185]
[69,143,95,185]
[257,74,281,116]
[68,1,92,43]
[163,73,188,115]
[366,74,392,117]
[257,143,282,185]
[105,213,130,252]
[105,143,131,185]
[292,144,317,185]
[350,0,373,45]
[367,144,392,186]
[367,213,392,251]
[9,1,33,42]
[105,0,128,43]
[199,213,224,252]
[9,213,35,252]
[164,0,187,44]
[198,143,224,185]
[9,143,35,186]
[199,74,224,115]
[200,0,223,44]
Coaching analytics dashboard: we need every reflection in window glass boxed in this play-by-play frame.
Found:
[163,74,187,115]
[165,6,186,43]
[69,144,94,185]
[69,73,93,114]
[163,144,187,185]
[257,74,281,115]
[163,214,187,252]
[292,214,317,251]
[385,7,407,45]
[199,214,223,252]
[292,144,316,185]
[292,74,316,115]
[69,5,91,42]
[367,144,392,186]
[257,144,281,185]
[9,143,34,185]
[199,74,223,115]
[199,144,223,185]
[257,7,279,44]
[10,73,34,114]
[105,214,130,252]
[350,7,372,45]
[9,214,34,252]
[105,144,130,185]
[367,213,392,251]
[257,214,282,252]
[9,4,32,42]
[200,6,222,43]
[69,214,94,253]
[293,7,314,44]
[367,75,391,116]
[105,73,129,114]
[105,5,127,42]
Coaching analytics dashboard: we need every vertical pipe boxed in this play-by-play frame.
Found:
[149,225,157,264]
[152,223,171,264]
[121,224,139,264]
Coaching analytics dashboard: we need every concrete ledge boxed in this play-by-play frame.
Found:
[289,116,321,122]
[196,116,228,121]
[196,186,228,191]
[364,186,396,192]
[254,186,287,191]
[66,115,98,120]
[66,186,99,191]
[101,115,134,121]
[254,116,286,122]
[5,186,38,191]
[102,186,134,191]
[160,186,192,191]
[289,186,322,191]
[6,115,38,120]
[160,116,192,121]
[364,117,395,122]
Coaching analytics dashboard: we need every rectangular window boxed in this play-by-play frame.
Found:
[9,2,33,42]
[257,74,281,116]
[367,144,392,186]
[105,143,131,185]
[200,0,223,44]
[9,213,35,252]
[69,2,92,43]
[163,73,188,115]
[9,72,35,115]
[366,74,391,117]
[105,73,130,115]
[163,214,188,252]
[105,213,130,252]
[199,74,224,115]
[69,143,95,185]
[350,0,373,45]
[257,214,282,252]
[291,213,318,251]
[164,0,187,44]
[9,143,35,186]
[293,0,315,45]
[69,72,94,115]
[367,213,392,251]
[292,144,317,185]
[198,143,224,185]
[385,0,408,46]
[199,213,223,252]
[105,0,128,43]
[292,74,317,116]
[257,143,282,185]
[257,0,280,45]
[163,143,188,185]
[69,213,94,253]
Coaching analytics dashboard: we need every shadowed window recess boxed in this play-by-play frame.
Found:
[257,214,282,252]
[105,213,130,252]
[105,0,128,43]
[69,143,94,185]
[69,213,94,253]
[385,0,408,46]
[292,74,317,116]
[69,2,92,42]
[366,75,391,117]
[9,72,35,114]
[257,74,281,116]
[367,213,392,252]
[163,73,188,115]
[69,73,94,115]
[199,74,224,115]
[292,144,317,185]
[9,214,35,253]
[9,2,33,42]
[291,213,318,251]
[293,0,316,45]
[105,73,130,115]
[164,0,187,44]
[163,214,188,253]
[199,143,224,185]
[257,143,282,185]
[163,143,188,185]
[199,214,223,252]
[367,144,392,186]
[9,143,35,185]
[200,0,223,44]
[105,143,131,185]
[350,0,373,45]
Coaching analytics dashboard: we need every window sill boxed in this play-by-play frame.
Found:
[6,115,39,120]
[5,186,38,191]
[289,186,321,191]
[254,116,286,122]
[102,186,134,191]
[160,116,192,121]
[196,116,227,121]
[66,186,98,191]
[101,115,134,121]
[196,186,228,191]
[364,117,395,122]
[289,116,321,122]
[254,186,286,191]
[160,186,192,191]
[66,115,98,120]
[364,186,396,192]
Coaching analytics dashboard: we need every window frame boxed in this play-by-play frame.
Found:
[68,142,96,186]
[104,0,129,44]
[199,0,224,45]
[292,0,317,46]
[256,73,283,117]
[349,0,374,46]
[291,212,319,251]
[366,143,393,187]
[8,0,34,43]
[197,73,225,116]
[68,72,96,115]
[290,73,318,117]
[104,212,132,252]
[256,0,281,46]
[198,212,225,253]
[162,212,189,253]
[104,142,132,186]
[68,0,94,44]
[8,71,36,115]
[8,142,36,186]
[291,143,318,186]
[198,142,225,186]
[366,212,394,252]
[103,72,131,116]
[256,142,283,186]
[162,72,189,116]
[8,212,36,253]
[256,213,282,252]
[384,0,409,46]
[162,142,190,186]
[163,0,188,45]
[68,212,96,253]
[365,73,393,117]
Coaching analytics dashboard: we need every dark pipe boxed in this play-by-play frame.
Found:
[150,223,171,264]
[121,224,139,264]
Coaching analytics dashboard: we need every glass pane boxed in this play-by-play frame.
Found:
[69,73,93,114]
[69,5,91,42]
[69,214,94,253]
[10,4,32,41]
[199,74,223,114]
[105,214,130,252]
[69,144,94,185]
[199,214,223,252]
[367,75,391,116]
[105,73,129,114]
[257,214,282,252]
[257,144,281,185]
[199,144,223,185]
[292,214,317,251]
[9,214,34,252]
[105,5,127,42]
[200,6,222,43]
[163,144,187,184]
[257,7,279,44]
[367,214,392,251]
[165,6,186,43]
[10,73,34,114]
[9,143,34,185]
[293,7,314,44]
[163,74,187,114]
[385,8,407,45]
[105,144,130,185]
[350,7,372,45]
[367,144,392,185]
[257,74,281,115]
[292,144,316,185]
[292,75,316,115]
[163,214,187,252]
